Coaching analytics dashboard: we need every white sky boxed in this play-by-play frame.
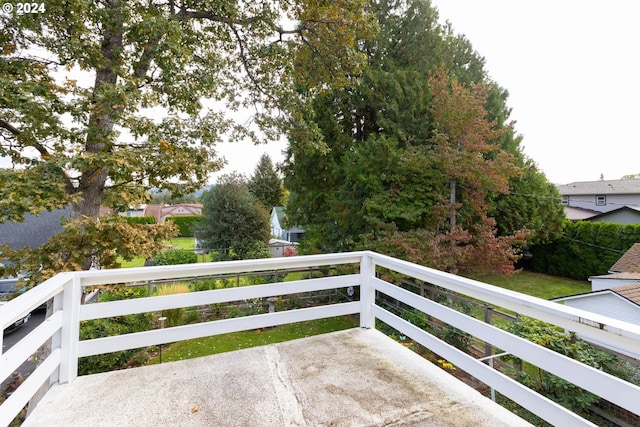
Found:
[431,0,640,184]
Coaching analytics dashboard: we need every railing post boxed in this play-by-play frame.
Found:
[59,274,82,383]
[360,253,376,328]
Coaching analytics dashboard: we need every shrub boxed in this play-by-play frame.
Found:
[528,220,640,280]
[154,249,197,265]
[168,215,200,237]
[124,216,156,225]
[156,284,190,327]
[78,313,154,375]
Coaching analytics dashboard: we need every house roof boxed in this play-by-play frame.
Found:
[557,179,640,196]
[590,272,640,280]
[610,243,640,273]
[0,208,71,250]
[554,283,640,307]
[143,204,163,221]
[564,206,600,221]
[588,205,640,221]
[161,204,202,217]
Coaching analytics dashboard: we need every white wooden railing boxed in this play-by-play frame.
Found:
[1,251,639,426]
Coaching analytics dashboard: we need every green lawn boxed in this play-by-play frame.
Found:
[147,316,359,364]
[118,237,198,268]
[473,271,590,300]
[165,237,196,250]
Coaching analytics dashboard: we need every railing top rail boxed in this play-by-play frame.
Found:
[367,251,640,343]
[0,272,72,330]
[77,252,367,287]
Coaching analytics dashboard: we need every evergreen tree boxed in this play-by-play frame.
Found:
[248,154,283,209]
[284,0,559,273]
[197,173,269,260]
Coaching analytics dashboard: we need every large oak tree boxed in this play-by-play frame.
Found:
[0,0,373,278]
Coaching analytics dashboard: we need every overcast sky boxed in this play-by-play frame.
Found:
[431,0,640,184]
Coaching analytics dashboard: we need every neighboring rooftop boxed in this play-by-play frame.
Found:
[563,206,600,221]
[0,208,70,250]
[612,283,640,305]
[23,329,530,427]
[557,179,640,195]
[555,283,640,308]
[610,243,640,273]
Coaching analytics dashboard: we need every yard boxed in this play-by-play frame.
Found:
[110,243,591,367]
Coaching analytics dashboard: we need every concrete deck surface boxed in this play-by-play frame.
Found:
[24,328,531,426]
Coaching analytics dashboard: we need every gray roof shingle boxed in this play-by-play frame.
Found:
[610,243,640,273]
[558,179,640,196]
[0,208,70,250]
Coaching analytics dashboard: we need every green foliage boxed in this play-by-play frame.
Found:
[153,249,197,266]
[99,287,149,301]
[78,313,154,375]
[492,161,565,245]
[529,221,640,280]
[124,216,156,226]
[167,215,200,237]
[0,0,373,275]
[0,215,177,284]
[504,318,632,415]
[196,173,270,260]
[243,241,272,260]
[284,0,553,275]
[156,284,190,327]
[248,154,283,209]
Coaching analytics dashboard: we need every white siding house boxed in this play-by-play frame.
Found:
[554,285,640,325]
[270,207,304,243]
[554,283,640,358]
[558,179,640,214]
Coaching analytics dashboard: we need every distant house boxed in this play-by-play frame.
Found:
[589,243,640,291]
[270,207,304,243]
[555,244,640,359]
[563,206,600,221]
[554,283,640,326]
[142,204,202,223]
[0,208,71,299]
[558,179,640,213]
[588,206,640,225]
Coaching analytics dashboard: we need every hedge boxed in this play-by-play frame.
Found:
[528,220,640,280]
[167,215,200,237]
[124,215,156,225]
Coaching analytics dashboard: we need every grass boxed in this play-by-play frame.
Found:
[147,316,359,364]
[117,237,198,267]
[473,271,590,300]
[165,237,196,250]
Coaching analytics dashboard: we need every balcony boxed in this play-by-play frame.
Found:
[1,251,639,426]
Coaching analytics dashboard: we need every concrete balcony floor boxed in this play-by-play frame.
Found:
[24,328,530,426]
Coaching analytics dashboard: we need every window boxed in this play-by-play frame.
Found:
[596,195,606,206]
[562,195,569,205]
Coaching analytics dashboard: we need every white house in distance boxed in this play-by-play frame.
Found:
[554,244,640,358]
[554,284,640,326]
[558,179,640,223]
[270,207,304,243]
[269,207,304,258]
